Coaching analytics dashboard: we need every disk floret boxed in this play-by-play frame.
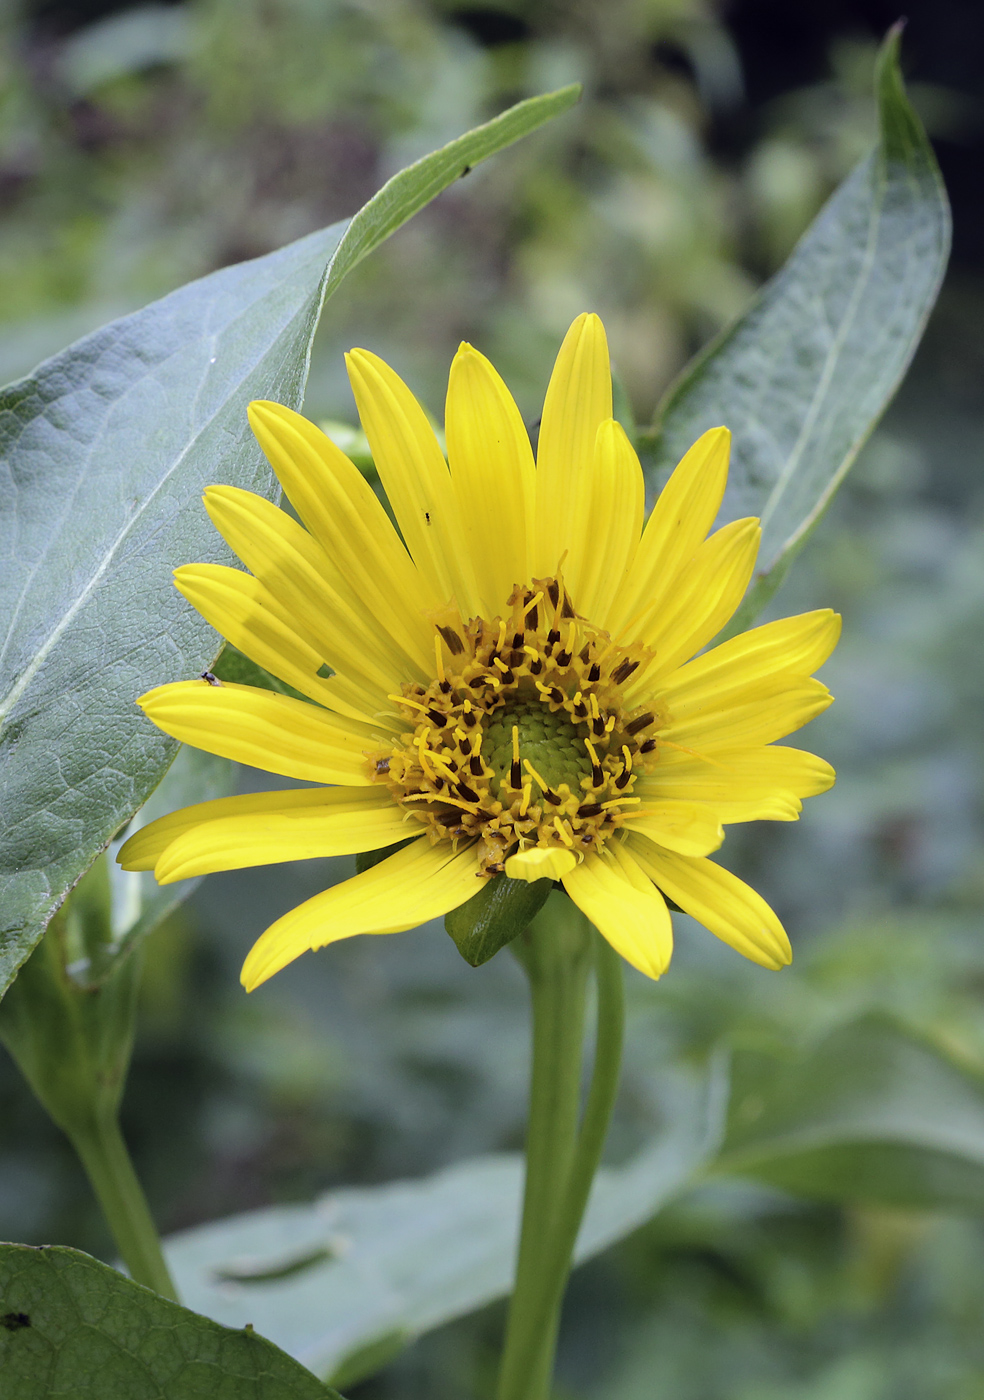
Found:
[371,578,664,875]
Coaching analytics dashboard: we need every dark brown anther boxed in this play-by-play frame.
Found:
[469,754,484,776]
[427,709,447,727]
[592,716,607,737]
[509,649,525,668]
[549,687,565,705]
[546,580,561,608]
[626,711,654,736]
[591,764,604,787]
[561,594,576,618]
[462,709,478,726]
[543,789,562,806]
[437,625,464,655]
[556,650,572,667]
[588,663,601,682]
[573,700,588,718]
[577,802,603,818]
[615,769,632,790]
[547,628,561,645]
[458,782,480,803]
[510,759,522,788]
[612,659,639,684]
[439,679,452,694]
[529,659,543,675]
[469,676,486,690]
[512,633,524,650]
[640,738,657,753]
[527,604,538,630]
[500,669,515,685]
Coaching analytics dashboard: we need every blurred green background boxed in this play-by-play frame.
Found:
[2,0,984,1395]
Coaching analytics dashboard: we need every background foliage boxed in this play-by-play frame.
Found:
[2,1,983,1397]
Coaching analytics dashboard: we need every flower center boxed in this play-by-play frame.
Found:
[370,578,663,876]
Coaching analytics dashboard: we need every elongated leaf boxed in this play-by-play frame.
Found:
[0,1243,341,1399]
[649,28,949,627]
[164,1065,722,1385]
[714,1014,984,1212]
[0,84,580,999]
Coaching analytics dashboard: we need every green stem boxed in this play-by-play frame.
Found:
[69,1111,178,1301]
[497,901,625,1400]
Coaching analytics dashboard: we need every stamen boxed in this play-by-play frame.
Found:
[523,759,550,795]
[626,712,654,736]
[437,625,464,655]
[520,781,533,817]
[553,817,574,847]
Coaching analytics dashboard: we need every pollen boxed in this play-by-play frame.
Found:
[369,578,664,876]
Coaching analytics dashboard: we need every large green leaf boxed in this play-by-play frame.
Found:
[163,1065,722,1386]
[0,1243,341,1399]
[0,84,580,999]
[713,1014,984,1213]
[648,28,949,627]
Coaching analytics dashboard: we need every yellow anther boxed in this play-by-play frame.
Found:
[553,817,574,847]
[621,744,633,772]
[605,715,616,733]
[519,781,533,817]
[589,694,600,719]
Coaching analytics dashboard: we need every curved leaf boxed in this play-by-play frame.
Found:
[649,28,950,628]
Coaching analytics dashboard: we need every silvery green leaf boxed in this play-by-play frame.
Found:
[163,1065,721,1386]
[649,28,950,629]
[0,84,580,999]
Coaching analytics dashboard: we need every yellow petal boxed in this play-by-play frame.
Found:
[154,788,410,884]
[622,801,724,856]
[607,426,730,634]
[660,679,832,750]
[564,419,644,625]
[505,846,577,882]
[174,564,395,728]
[628,838,791,968]
[138,680,381,785]
[659,610,841,717]
[203,486,409,705]
[240,838,482,989]
[445,343,535,616]
[624,518,760,698]
[534,313,612,577]
[247,401,437,670]
[346,349,480,615]
[561,842,673,979]
[638,742,834,824]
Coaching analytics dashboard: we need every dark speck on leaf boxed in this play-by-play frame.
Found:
[1,1313,30,1331]
[460,164,472,178]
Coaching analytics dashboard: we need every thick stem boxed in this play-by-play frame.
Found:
[497,900,625,1400]
[69,1110,178,1301]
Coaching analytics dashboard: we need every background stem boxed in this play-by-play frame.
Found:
[70,1112,178,1300]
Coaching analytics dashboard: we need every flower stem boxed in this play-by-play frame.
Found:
[69,1110,179,1301]
[497,896,625,1400]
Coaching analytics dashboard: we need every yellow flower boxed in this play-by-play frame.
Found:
[118,314,839,991]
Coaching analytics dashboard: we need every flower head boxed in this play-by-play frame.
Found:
[119,315,838,990]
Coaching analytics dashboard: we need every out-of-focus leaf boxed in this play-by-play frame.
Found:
[649,27,950,629]
[0,1243,342,1399]
[714,1014,984,1212]
[0,84,581,999]
[164,1064,723,1386]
